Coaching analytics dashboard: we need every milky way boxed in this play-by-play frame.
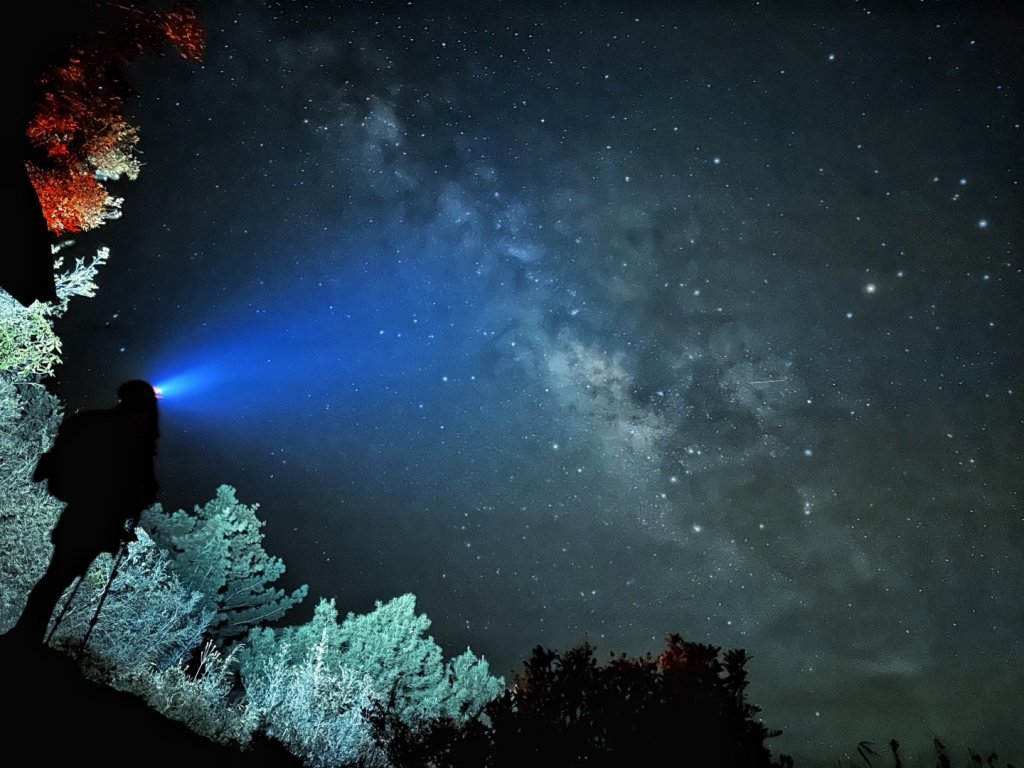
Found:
[52,2,1023,762]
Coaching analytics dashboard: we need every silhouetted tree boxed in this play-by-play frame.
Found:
[890,738,903,768]
[376,633,790,768]
[937,738,954,768]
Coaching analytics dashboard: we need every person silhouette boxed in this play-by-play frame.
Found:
[9,379,160,644]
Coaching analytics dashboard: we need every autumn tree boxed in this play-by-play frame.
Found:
[4,0,204,306]
[24,2,204,237]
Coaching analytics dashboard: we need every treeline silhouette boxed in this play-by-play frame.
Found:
[361,634,1017,768]
[369,633,782,767]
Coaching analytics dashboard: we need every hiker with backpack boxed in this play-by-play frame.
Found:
[8,379,160,645]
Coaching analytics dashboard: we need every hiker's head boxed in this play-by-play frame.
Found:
[116,380,160,435]
[117,379,157,408]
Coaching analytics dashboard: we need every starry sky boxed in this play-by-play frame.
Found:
[49,1,1022,763]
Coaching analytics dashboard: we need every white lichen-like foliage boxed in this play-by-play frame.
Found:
[86,121,142,182]
[0,245,108,627]
[242,628,385,767]
[336,593,504,728]
[140,484,309,645]
[0,244,108,378]
[53,244,109,302]
[0,376,64,628]
[119,639,257,746]
[48,530,213,671]
[239,594,505,761]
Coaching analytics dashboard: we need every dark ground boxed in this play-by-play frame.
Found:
[0,633,302,766]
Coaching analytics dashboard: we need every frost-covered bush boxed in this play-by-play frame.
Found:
[119,639,256,746]
[141,484,308,645]
[0,247,108,628]
[49,529,212,671]
[242,627,384,767]
[0,246,107,378]
[0,375,63,628]
[238,594,504,765]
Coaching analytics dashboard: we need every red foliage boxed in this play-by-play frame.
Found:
[23,2,205,236]
[26,165,110,236]
[157,6,206,61]
[27,64,127,165]
[25,94,80,160]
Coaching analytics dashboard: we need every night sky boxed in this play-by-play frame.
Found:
[49,1,1022,763]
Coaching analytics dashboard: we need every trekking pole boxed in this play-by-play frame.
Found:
[76,541,129,658]
[44,574,86,645]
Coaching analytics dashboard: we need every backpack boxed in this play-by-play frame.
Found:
[33,409,123,504]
